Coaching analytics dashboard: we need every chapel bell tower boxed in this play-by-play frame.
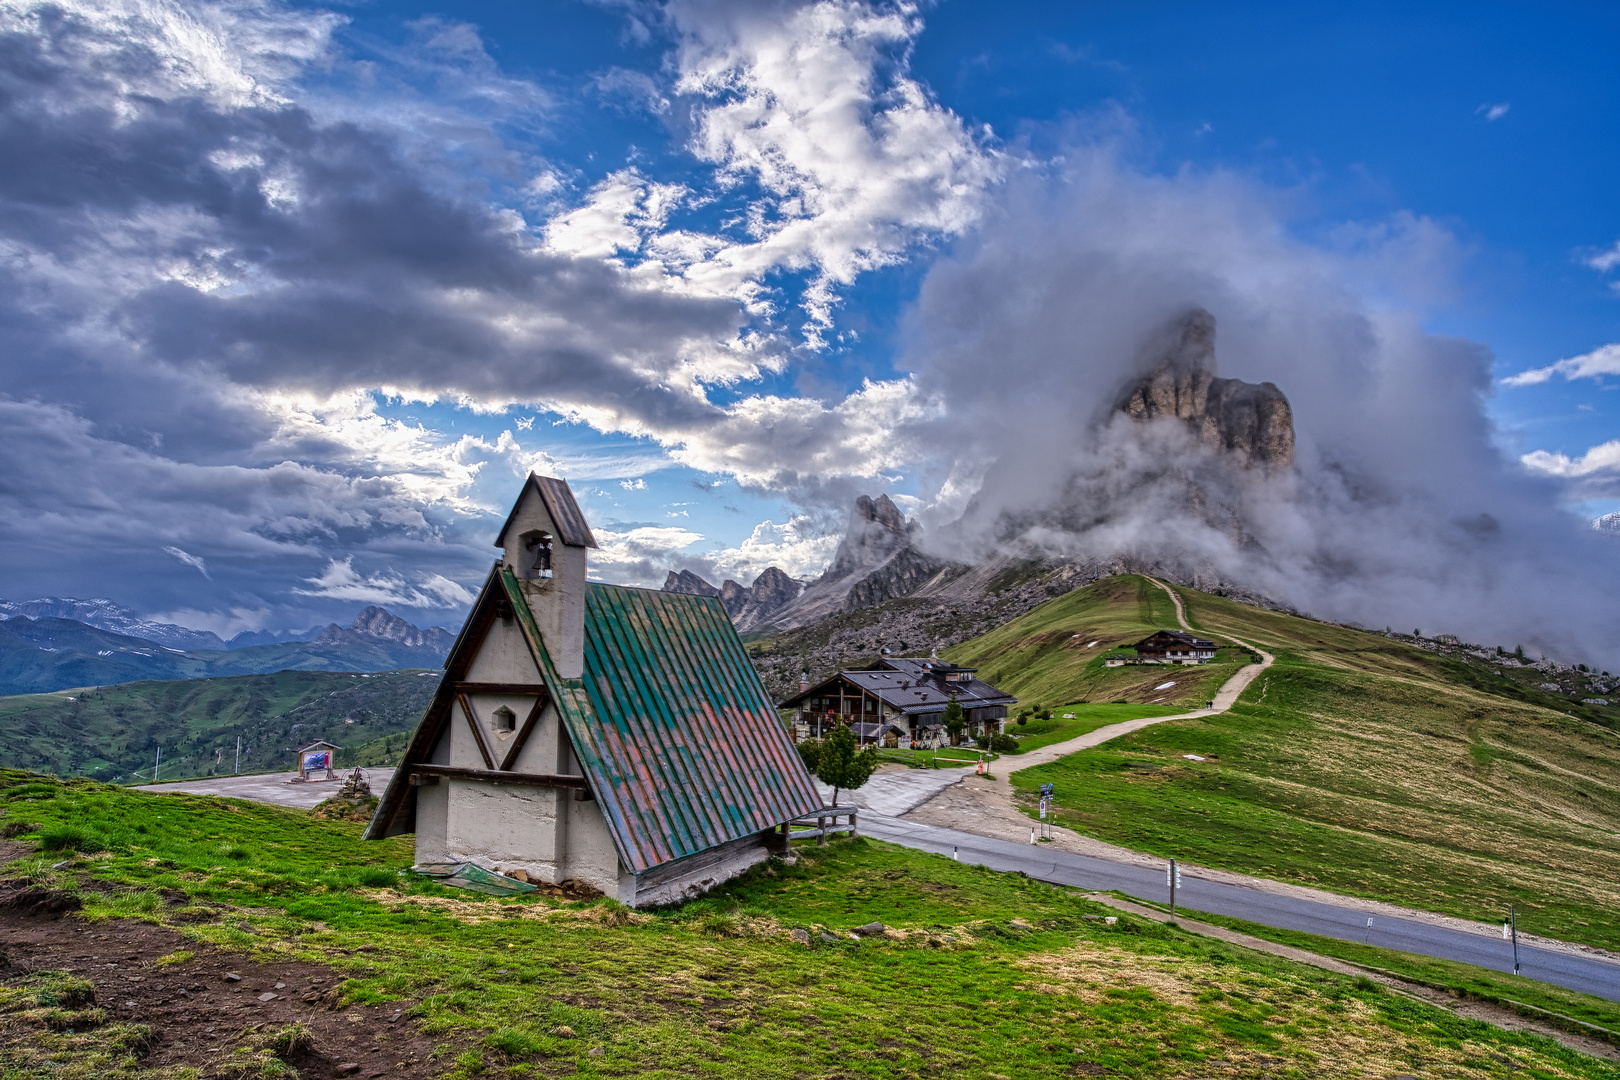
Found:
[493,474,597,679]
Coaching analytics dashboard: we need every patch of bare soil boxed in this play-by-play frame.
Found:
[0,886,438,1079]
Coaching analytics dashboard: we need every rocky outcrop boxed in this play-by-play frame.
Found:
[1114,308,1294,468]
[660,566,804,633]
[318,607,456,652]
[662,570,721,598]
[760,494,961,631]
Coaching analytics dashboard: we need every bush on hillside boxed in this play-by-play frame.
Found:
[990,733,1019,754]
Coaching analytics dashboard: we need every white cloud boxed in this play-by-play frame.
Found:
[294,557,476,607]
[709,515,840,582]
[586,523,705,585]
[1502,343,1620,387]
[619,477,648,490]
[1585,239,1620,274]
[544,0,1000,346]
[1476,102,1510,121]
[1520,440,1620,478]
[162,546,211,578]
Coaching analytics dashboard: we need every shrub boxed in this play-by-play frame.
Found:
[990,733,1019,754]
[974,735,991,751]
[1015,714,1027,726]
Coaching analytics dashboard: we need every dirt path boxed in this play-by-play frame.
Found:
[914,575,1275,811]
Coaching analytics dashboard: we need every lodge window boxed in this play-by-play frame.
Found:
[493,706,517,733]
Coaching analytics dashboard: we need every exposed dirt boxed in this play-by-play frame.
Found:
[0,886,439,1078]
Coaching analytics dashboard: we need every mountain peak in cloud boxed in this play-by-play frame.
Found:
[1114,307,1295,469]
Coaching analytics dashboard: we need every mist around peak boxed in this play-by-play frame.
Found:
[895,154,1620,667]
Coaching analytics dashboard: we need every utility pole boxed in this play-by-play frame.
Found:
[153,746,161,783]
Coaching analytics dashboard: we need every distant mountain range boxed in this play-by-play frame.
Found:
[0,605,454,696]
[0,596,326,650]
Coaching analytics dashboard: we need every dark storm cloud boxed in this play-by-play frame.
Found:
[0,0,762,627]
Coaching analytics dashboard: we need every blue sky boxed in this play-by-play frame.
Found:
[1,0,1617,640]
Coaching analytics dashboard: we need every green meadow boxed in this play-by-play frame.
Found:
[986,578,1620,953]
[0,771,1612,1078]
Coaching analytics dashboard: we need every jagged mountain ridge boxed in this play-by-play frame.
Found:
[1113,307,1294,468]
[0,606,454,695]
[661,567,806,633]
[661,494,960,634]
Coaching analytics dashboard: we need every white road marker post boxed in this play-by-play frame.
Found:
[1511,905,1521,974]
[1167,859,1180,918]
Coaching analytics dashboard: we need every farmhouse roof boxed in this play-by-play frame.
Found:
[366,566,821,873]
[1132,629,1216,651]
[780,657,1017,715]
[297,741,341,752]
[493,473,598,550]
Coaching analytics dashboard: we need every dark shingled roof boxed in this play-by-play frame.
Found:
[367,567,821,874]
[781,657,1017,715]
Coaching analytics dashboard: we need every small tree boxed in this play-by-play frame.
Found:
[942,698,965,745]
[816,725,878,806]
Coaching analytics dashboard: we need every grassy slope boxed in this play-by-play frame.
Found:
[999,578,1620,952]
[944,574,1249,711]
[0,771,1612,1080]
[0,670,437,782]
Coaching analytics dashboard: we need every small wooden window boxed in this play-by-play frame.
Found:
[492,706,517,733]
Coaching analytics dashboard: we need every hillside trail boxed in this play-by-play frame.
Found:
[981,576,1275,779]
[903,575,1275,853]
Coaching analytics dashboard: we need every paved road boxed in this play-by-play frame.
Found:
[864,813,1620,1004]
[133,769,396,809]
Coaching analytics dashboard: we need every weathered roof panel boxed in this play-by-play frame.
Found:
[566,581,822,872]
[494,473,598,550]
[534,475,597,549]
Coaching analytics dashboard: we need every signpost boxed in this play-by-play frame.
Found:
[1167,858,1180,918]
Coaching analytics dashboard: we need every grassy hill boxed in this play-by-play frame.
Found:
[979,576,1620,952]
[0,669,438,782]
[944,574,1252,711]
[0,770,1611,1079]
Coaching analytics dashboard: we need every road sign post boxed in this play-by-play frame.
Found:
[1167,859,1180,918]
